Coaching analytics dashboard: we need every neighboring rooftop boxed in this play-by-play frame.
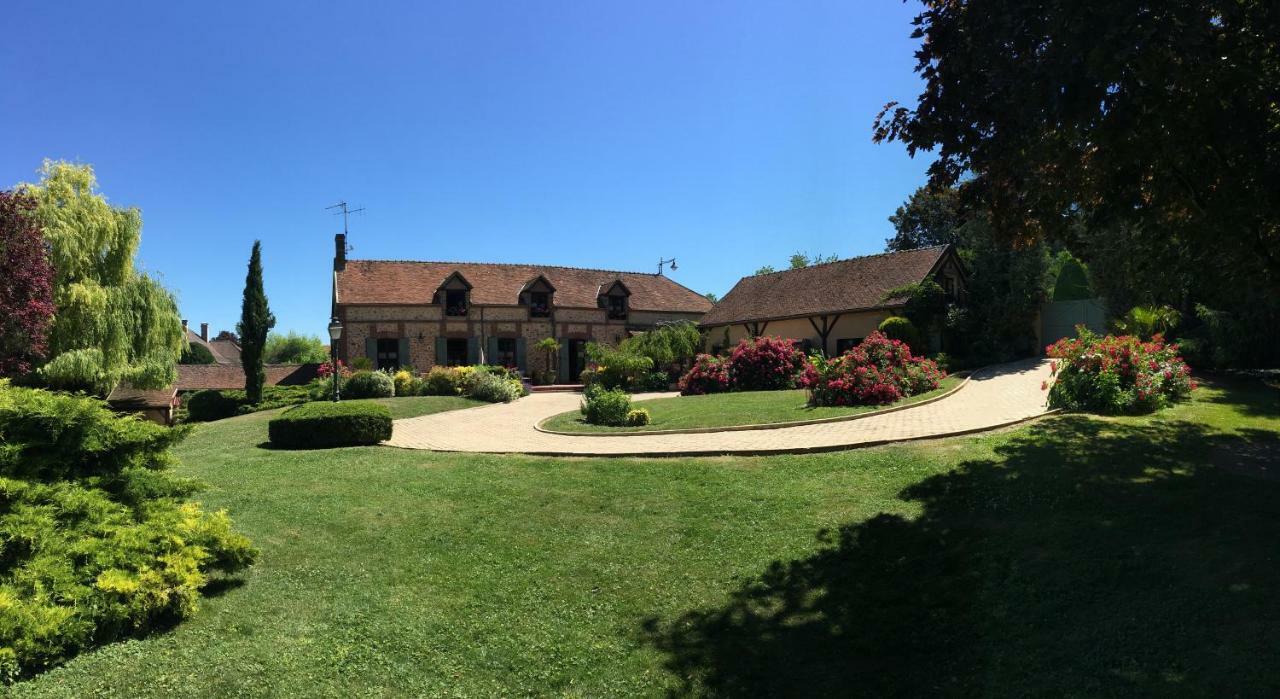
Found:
[335,260,713,313]
[185,326,241,365]
[106,382,178,409]
[176,364,320,391]
[701,245,952,326]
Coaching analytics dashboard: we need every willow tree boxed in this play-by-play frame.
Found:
[19,161,183,394]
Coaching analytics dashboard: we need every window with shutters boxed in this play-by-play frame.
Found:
[376,338,400,371]
[446,338,469,366]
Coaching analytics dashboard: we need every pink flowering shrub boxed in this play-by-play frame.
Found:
[1045,327,1194,414]
[801,331,946,406]
[316,359,350,379]
[679,354,730,395]
[726,336,809,391]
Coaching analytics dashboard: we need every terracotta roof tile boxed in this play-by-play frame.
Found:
[336,260,713,313]
[176,364,321,391]
[107,382,178,409]
[701,246,950,326]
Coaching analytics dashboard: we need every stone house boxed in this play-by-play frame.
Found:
[330,234,712,379]
[700,245,967,356]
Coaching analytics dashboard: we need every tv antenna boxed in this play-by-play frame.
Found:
[326,201,365,235]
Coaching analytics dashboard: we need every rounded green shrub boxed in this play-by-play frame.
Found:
[625,408,651,426]
[267,401,392,449]
[468,372,522,403]
[877,316,924,354]
[423,366,462,396]
[343,370,394,399]
[583,387,632,426]
[185,389,241,422]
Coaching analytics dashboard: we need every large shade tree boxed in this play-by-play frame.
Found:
[18,161,183,393]
[0,191,56,376]
[874,1,1280,290]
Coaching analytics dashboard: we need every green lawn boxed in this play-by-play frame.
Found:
[12,377,1280,696]
[346,394,485,420]
[540,375,963,433]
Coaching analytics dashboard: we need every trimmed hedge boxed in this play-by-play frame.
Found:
[185,389,240,422]
[268,401,393,449]
[343,371,395,399]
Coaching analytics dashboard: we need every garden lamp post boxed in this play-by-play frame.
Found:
[327,317,343,402]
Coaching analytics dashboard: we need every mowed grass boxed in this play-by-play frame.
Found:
[341,394,485,420]
[540,375,962,433]
[12,377,1280,696]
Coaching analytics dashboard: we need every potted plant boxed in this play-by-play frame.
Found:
[535,337,560,385]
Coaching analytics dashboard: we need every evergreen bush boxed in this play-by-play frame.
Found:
[267,401,392,449]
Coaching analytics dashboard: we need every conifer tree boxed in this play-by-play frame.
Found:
[237,241,275,403]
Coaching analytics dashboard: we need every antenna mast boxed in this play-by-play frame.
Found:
[326,200,365,235]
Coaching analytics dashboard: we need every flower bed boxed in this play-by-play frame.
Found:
[800,332,946,406]
[1045,329,1194,414]
[678,336,807,396]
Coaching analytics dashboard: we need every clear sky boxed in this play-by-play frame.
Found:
[2,1,929,338]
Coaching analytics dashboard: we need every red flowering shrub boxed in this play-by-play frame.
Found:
[316,358,350,379]
[726,336,809,391]
[803,332,946,406]
[1045,327,1194,414]
[679,354,730,395]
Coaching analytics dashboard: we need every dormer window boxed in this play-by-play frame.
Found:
[607,295,627,320]
[519,275,556,319]
[530,292,551,318]
[445,289,468,317]
[598,279,631,320]
[435,271,473,318]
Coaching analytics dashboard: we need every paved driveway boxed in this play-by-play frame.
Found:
[385,358,1054,456]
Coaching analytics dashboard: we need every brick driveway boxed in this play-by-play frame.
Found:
[384,358,1054,456]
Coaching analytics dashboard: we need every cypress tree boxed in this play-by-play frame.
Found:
[237,241,275,404]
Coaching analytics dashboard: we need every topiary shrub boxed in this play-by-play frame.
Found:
[185,389,241,422]
[392,369,417,397]
[467,371,523,403]
[343,370,394,399]
[0,384,257,679]
[878,316,924,354]
[626,408,651,426]
[582,386,632,426]
[679,354,730,395]
[1045,328,1194,414]
[727,336,808,391]
[267,401,393,449]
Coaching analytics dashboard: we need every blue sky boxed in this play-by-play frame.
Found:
[3,1,929,337]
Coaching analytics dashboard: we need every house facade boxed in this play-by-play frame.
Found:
[700,245,967,356]
[331,234,712,379]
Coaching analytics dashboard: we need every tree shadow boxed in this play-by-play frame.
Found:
[1203,375,1280,417]
[642,413,1280,696]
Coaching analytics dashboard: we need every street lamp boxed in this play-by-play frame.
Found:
[327,317,343,402]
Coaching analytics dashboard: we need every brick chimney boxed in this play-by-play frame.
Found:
[200,323,209,342]
[334,233,346,271]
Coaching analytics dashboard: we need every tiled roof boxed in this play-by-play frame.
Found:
[176,364,321,391]
[185,329,241,365]
[336,260,713,314]
[107,382,178,409]
[701,246,951,326]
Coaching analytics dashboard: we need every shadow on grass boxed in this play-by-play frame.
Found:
[642,411,1280,696]
[1204,375,1280,417]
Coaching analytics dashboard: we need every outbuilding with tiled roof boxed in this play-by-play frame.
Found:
[701,245,966,356]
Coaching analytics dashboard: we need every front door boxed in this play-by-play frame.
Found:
[568,339,586,383]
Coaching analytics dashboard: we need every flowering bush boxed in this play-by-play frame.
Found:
[1044,328,1194,414]
[727,336,809,391]
[802,332,946,406]
[316,359,350,379]
[679,354,731,395]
